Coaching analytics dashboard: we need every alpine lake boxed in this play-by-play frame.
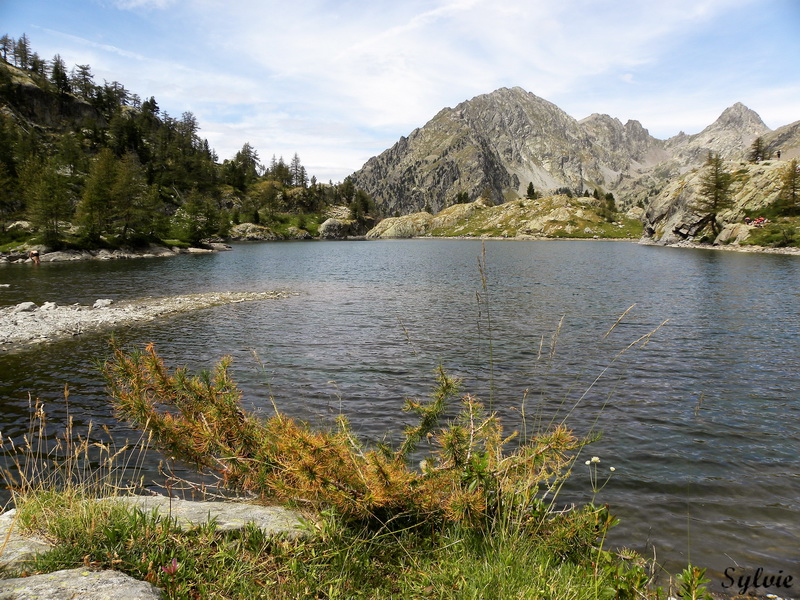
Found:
[1,239,799,591]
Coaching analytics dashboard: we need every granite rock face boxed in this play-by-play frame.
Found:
[0,510,53,571]
[642,160,788,244]
[105,495,307,538]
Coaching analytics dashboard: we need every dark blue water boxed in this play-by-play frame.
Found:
[1,239,799,585]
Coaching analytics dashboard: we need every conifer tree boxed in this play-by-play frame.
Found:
[111,151,150,240]
[77,148,117,242]
[50,54,70,94]
[692,152,732,237]
[779,159,799,214]
[13,34,31,69]
[21,157,72,246]
[0,35,12,62]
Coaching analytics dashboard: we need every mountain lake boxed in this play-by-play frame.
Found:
[1,239,798,588]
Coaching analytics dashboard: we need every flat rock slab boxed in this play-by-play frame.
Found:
[0,510,53,570]
[106,495,308,538]
[0,568,162,599]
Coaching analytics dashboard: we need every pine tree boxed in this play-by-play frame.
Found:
[50,54,70,94]
[77,148,117,242]
[111,151,150,240]
[0,35,12,62]
[70,64,95,100]
[13,34,31,69]
[779,159,799,214]
[748,137,765,163]
[692,152,732,237]
[21,157,72,246]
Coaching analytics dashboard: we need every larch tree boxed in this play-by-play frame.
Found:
[21,157,73,246]
[779,159,800,214]
[692,152,733,237]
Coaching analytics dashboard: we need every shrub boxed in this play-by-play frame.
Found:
[102,342,588,531]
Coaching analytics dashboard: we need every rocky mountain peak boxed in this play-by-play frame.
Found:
[710,102,768,132]
[665,102,771,162]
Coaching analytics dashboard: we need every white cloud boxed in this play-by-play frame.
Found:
[8,0,796,180]
[105,0,176,10]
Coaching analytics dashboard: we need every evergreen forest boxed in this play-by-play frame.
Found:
[0,33,375,251]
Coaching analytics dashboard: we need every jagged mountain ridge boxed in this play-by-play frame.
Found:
[350,87,790,216]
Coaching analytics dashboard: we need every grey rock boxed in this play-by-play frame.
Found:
[643,160,786,244]
[105,495,307,538]
[0,510,53,570]
[12,303,37,313]
[228,223,279,241]
[0,568,162,600]
[285,226,312,240]
[318,218,352,239]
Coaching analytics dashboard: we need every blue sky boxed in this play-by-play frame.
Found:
[2,0,799,182]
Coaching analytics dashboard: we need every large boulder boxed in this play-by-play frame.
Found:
[366,212,434,239]
[228,223,279,241]
[318,218,353,239]
[642,160,786,245]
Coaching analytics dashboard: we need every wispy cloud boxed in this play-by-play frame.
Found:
[4,0,797,181]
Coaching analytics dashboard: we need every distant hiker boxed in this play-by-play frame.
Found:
[29,249,40,265]
[777,150,782,160]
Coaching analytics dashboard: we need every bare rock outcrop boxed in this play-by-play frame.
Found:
[0,569,163,600]
[366,212,434,238]
[643,160,787,245]
[0,496,307,599]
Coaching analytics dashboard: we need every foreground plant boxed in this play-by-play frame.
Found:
[102,341,588,532]
[0,340,672,598]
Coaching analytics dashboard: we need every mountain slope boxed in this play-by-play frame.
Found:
[349,88,789,218]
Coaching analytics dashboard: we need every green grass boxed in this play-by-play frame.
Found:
[6,495,652,599]
[264,212,323,238]
[740,217,800,248]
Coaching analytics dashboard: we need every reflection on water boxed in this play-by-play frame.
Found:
[2,240,799,583]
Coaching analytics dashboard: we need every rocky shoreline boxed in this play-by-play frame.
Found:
[639,237,800,255]
[0,291,295,353]
[0,242,232,265]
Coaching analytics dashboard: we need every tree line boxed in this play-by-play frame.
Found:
[0,33,375,248]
